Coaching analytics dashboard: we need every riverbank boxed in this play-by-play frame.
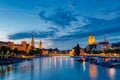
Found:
[0,56,35,65]
[0,55,51,65]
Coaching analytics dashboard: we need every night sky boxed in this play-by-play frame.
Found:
[0,0,120,49]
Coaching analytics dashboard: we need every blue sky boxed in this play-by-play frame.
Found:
[0,0,120,50]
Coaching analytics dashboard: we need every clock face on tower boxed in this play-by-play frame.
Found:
[88,35,96,45]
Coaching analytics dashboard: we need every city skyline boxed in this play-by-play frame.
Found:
[0,0,120,50]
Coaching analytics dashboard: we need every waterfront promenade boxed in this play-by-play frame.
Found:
[80,53,120,57]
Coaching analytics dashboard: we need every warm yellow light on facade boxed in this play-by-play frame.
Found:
[88,35,96,45]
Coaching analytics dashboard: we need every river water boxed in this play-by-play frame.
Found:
[0,56,120,80]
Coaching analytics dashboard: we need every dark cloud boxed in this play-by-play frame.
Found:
[39,8,78,27]
[48,27,59,32]
[9,16,120,44]
[102,6,120,15]
[52,38,72,42]
[53,17,120,41]
[8,30,55,40]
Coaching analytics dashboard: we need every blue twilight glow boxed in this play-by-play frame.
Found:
[0,0,120,49]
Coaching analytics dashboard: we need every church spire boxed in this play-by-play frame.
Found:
[104,35,107,44]
[31,33,35,48]
[39,40,42,49]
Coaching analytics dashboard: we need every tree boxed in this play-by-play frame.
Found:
[92,50,102,54]
[39,49,42,55]
[74,44,80,56]
[29,49,38,55]
[54,48,59,51]
[0,46,8,54]
[114,49,120,54]
[0,46,14,59]
[19,50,27,55]
[13,48,19,57]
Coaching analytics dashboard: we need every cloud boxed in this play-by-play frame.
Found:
[48,27,59,32]
[9,16,120,41]
[101,6,120,18]
[38,8,78,27]
[52,16,120,42]
[8,30,55,40]
[8,16,120,49]
[96,0,120,7]
[89,0,120,20]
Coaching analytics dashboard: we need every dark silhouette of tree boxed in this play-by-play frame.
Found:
[39,49,42,55]
[0,46,13,59]
[74,44,80,56]
[0,46,8,54]
[19,50,27,55]
[13,48,18,54]
[29,49,40,55]
[54,48,59,51]
[13,48,19,57]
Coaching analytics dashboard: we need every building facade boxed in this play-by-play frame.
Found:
[0,41,30,52]
[0,34,60,55]
[87,35,112,51]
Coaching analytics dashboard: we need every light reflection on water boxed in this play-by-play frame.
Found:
[82,61,86,71]
[89,64,98,80]
[107,68,116,80]
[0,56,120,80]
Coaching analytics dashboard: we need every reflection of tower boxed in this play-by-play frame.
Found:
[88,35,96,45]
[39,40,42,49]
[82,61,86,71]
[108,68,116,80]
[89,64,97,80]
[31,33,35,49]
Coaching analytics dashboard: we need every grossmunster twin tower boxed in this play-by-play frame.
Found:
[0,34,43,53]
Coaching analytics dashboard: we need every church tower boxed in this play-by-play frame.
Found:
[39,40,42,49]
[88,35,96,45]
[31,33,35,48]
[104,35,108,50]
[104,35,107,44]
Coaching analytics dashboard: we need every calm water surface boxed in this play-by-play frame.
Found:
[0,56,120,80]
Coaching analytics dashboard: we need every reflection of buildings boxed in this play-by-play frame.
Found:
[0,65,13,78]
[82,61,86,71]
[87,35,112,51]
[89,64,97,80]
